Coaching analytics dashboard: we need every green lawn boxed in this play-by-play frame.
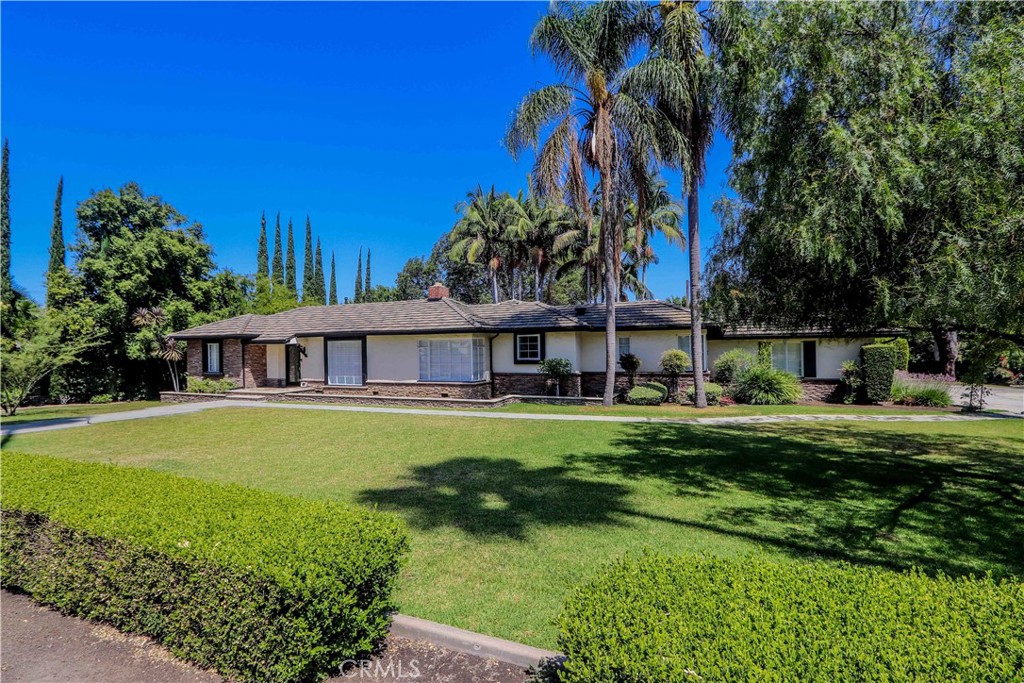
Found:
[487,401,953,418]
[0,401,163,425]
[5,408,1022,648]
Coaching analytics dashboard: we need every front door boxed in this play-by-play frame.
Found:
[286,345,302,385]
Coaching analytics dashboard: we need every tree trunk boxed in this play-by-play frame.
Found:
[932,326,959,378]
[534,266,541,302]
[597,110,617,407]
[491,271,500,303]
[688,181,707,408]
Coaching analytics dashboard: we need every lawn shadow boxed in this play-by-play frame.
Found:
[357,456,632,540]
[569,423,1024,577]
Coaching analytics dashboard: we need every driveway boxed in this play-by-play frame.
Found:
[955,384,1023,415]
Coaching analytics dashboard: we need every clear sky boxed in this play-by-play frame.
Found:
[1,1,732,304]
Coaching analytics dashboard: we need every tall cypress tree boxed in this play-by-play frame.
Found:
[302,216,314,302]
[285,218,297,293]
[354,248,363,303]
[46,176,65,307]
[1,138,11,303]
[312,238,324,303]
[365,248,372,296]
[271,213,284,287]
[256,211,269,279]
[329,251,338,305]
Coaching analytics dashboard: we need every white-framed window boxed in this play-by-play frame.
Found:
[616,337,631,366]
[418,338,486,381]
[677,334,708,371]
[514,333,543,363]
[204,341,221,374]
[771,341,804,376]
[327,339,363,386]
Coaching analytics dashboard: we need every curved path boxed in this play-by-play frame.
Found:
[1,399,1010,437]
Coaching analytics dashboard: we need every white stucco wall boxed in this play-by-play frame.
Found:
[706,337,874,380]
[579,330,685,373]
[491,331,580,373]
[297,336,324,381]
[266,344,286,381]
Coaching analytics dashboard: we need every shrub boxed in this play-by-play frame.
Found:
[88,393,113,404]
[618,353,642,389]
[547,552,1023,683]
[1,453,408,683]
[876,336,910,371]
[659,349,690,377]
[636,380,668,402]
[712,349,755,385]
[732,365,803,405]
[838,359,863,404]
[890,371,954,407]
[186,375,237,394]
[537,358,573,396]
[861,343,897,403]
[626,386,662,405]
[756,340,773,367]
[685,382,723,406]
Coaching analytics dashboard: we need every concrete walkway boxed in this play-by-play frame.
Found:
[2,399,1011,436]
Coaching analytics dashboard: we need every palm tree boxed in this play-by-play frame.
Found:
[506,1,685,405]
[450,185,517,303]
[508,190,572,301]
[657,0,714,407]
[131,307,185,392]
[624,175,684,298]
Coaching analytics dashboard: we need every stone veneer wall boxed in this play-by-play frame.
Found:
[296,379,492,400]
[492,373,583,397]
[159,392,226,403]
[800,379,842,402]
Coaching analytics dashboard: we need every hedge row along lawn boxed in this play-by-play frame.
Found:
[1,452,408,683]
[545,553,1023,682]
[6,408,1022,648]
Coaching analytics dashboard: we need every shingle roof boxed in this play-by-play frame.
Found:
[170,298,696,341]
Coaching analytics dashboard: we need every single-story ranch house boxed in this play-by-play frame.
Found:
[171,283,880,401]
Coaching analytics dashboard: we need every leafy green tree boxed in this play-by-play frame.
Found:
[428,234,490,304]
[0,138,10,306]
[364,248,372,295]
[707,2,1024,375]
[285,218,297,293]
[506,1,684,404]
[329,251,338,305]
[354,248,363,303]
[271,212,284,288]
[47,176,66,308]
[394,256,438,300]
[302,216,314,302]
[256,211,269,279]
[66,182,235,397]
[314,237,325,304]
[1,309,103,415]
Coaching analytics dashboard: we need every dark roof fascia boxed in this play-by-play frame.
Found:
[172,333,260,341]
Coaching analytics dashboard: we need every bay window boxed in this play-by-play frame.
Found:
[418,338,486,381]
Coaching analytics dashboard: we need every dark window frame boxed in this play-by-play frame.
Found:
[323,336,368,387]
[513,332,546,364]
[202,340,224,377]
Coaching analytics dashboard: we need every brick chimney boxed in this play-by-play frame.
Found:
[427,282,451,300]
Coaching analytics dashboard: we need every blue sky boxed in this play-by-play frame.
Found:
[1,1,732,304]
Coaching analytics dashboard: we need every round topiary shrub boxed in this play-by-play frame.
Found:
[627,386,663,406]
[733,366,803,405]
[712,349,756,385]
[636,381,668,402]
[686,382,723,406]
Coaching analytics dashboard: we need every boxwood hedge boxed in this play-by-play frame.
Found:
[861,343,898,403]
[548,553,1023,683]
[1,452,408,683]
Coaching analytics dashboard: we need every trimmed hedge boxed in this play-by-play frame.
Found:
[685,381,723,406]
[549,553,1024,683]
[1,453,408,683]
[636,381,668,402]
[626,386,663,405]
[861,343,897,403]
[876,336,910,371]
